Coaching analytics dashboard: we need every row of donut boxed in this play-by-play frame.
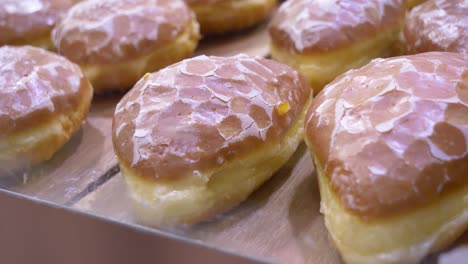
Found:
[1,46,466,263]
[270,0,467,92]
[0,0,277,93]
[269,1,467,264]
[110,57,468,262]
[0,0,467,264]
[2,0,466,97]
[1,0,277,46]
[111,1,468,264]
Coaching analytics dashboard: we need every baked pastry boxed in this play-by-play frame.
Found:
[0,0,77,49]
[112,54,311,226]
[305,52,468,264]
[269,0,406,92]
[185,0,277,35]
[407,0,427,8]
[52,0,200,94]
[405,0,467,54]
[0,46,93,172]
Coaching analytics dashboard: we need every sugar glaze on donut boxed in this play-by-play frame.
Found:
[0,46,93,172]
[305,52,468,264]
[112,54,311,225]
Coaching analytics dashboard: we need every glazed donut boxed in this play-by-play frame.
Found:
[269,0,406,92]
[305,52,468,264]
[0,46,93,172]
[405,0,468,54]
[0,0,77,49]
[52,0,200,94]
[185,0,277,35]
[112,54,311,226]
[407,0,427,8]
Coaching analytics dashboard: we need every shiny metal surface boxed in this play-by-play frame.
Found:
[0,189,268,264]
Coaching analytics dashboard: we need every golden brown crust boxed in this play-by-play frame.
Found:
[404,0,468,54]
[0,0,76,46]
[52,0,193,65]
[269,0,406,54]
[0,45,92,138]
[113,54,311,181]
[305,52,468,219]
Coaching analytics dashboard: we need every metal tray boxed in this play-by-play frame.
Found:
[1,19,467,264]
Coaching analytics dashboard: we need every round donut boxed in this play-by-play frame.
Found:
[405,0,468,54]
[269,0,406,92]
[305,52,468,264]
[112,54,311,226]
[0,0,77,49]
[52,0,200,94]
[0,46,93,173]
[185,0,277,35]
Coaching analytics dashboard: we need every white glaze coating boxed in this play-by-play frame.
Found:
[0,0,75,44]
[113,54,310,180]
[0,45,89,137]
[52,0,192,64]
[405,0,468,54]
[269,0,405,53]
[306,52,468,217]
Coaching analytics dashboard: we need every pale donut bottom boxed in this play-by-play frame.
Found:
[312,153,468,264]
[82,19,200,94]
[190,0,277,35]
[270,25,403,93]
[120,102,309,227]
[0,84,92,174]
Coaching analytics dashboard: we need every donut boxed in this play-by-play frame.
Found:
[407,0,427,8]
[52,0,200,94]
[269,0,406,92]
[0,0,77,49]
[305,52,468,264]
[404,0,468,54]
[112,54,311,226]
[0,46,93,172]
[185,0,277,35]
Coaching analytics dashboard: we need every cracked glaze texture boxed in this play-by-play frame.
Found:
[0,46,90,137]
[305,52,468,218]
[269,0,405,53]
[113,54,310,180]
[0,0,76,45]
[405,0,468,54]
[52,0,192,65]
